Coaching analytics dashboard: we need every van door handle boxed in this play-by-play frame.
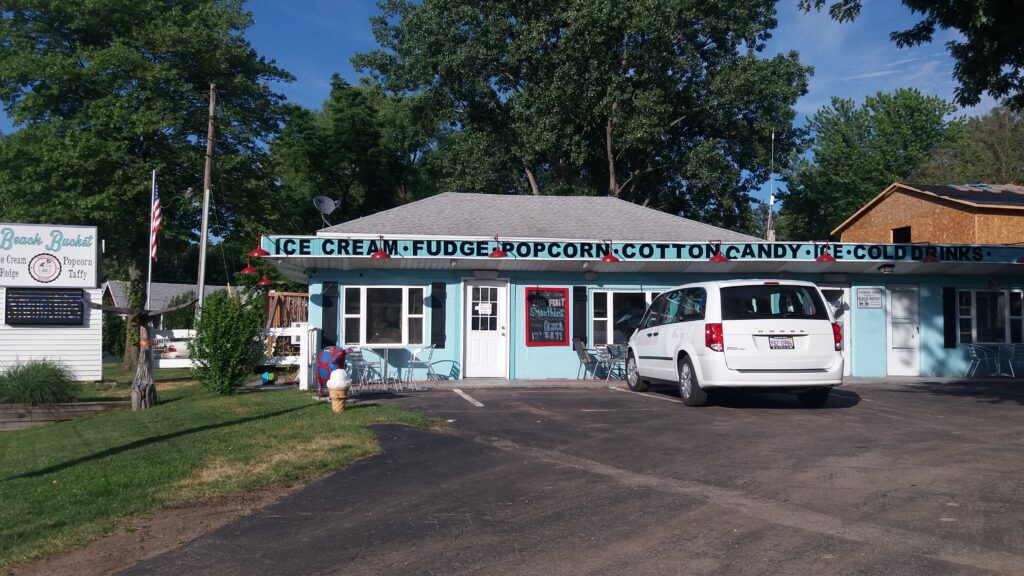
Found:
[651,332,659,337]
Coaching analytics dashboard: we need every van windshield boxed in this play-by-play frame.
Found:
[721,285,828,321]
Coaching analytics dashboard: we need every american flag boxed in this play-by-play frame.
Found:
[150,177,161,261]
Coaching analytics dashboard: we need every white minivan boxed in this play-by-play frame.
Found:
[625,280,843,407]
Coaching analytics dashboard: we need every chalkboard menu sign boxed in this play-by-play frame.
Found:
[4,288,85,326]
[525,287,569,346]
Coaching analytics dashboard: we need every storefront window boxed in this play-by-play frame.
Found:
[591,291,658,345]
[342,286,425,345]
[958,290,1023,344]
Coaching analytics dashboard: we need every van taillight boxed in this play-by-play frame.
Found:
[832,322,842,351]
[705,323,724,352]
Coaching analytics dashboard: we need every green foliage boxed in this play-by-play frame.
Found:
[776,88,961,240]
[272,76,439,230]
[0,0,293,277]
[189,292,264,395]
[102,314,126,359]
[915,106,1024,185]
[0,359,77,404]
[161,291,197,330]
[353,0,810,229]
[800,0,1024,111]
[0,383,436,568]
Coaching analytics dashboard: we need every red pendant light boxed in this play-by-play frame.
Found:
[922,254,939,263]
[240,257,257,275]
[489,235,508,258]
[1017,256,1024,264]
[709,240,729,263]
[816,240,836,262]
[600,240,619,263]
[256,274,273,287]
[370,235,391,259]
[247,234,270,258]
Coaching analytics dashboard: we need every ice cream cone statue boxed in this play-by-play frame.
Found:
[326,356,351,413]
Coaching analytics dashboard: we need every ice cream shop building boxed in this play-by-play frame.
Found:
[261,193,1024,380]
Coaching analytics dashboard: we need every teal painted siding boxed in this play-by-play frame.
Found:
[306,269,1024,380]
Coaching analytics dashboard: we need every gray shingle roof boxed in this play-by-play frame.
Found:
[907,183,1024,207]
[319,193,760,242]
[103,281,227,310]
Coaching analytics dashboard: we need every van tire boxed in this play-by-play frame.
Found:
[798,388,831,408]
[626,352,649,392]
[678,356,707,407]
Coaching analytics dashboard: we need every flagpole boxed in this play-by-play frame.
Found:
[766,129,776,241]
[146,168,156,310]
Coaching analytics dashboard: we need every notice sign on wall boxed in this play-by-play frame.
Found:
[4,288,85,326]
[526,287,569,347]
[0,223,99,288]
[857,288,883,309]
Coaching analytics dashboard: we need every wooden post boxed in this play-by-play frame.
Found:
[196,83,217,321]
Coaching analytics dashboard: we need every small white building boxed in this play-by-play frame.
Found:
[0,223,102,381]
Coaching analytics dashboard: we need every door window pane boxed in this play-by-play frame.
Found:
[343,318,361,345]
[367,288,403,343]
[408,317,423,344]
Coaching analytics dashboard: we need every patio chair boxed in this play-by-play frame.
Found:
[965,344,997,377]
[574,339,611,380]
[1006,343,1024,378]
[346,349,380,393]
[404,344,439,387]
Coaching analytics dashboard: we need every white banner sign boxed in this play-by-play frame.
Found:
[0,223,99,288]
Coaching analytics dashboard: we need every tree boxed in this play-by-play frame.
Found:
[353,0,811,230]
[915,106,1024,184]
[271,76,438,230]
[776,88,961,240]
[800,1,1024,111]
[0,0,292,368]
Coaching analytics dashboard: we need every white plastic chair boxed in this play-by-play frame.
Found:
[966,344,997,377]
[404,345,438,387]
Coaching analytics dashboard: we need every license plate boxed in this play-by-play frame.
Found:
[768,336,794,350]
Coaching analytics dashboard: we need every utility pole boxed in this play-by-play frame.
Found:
[196,83,216,320]
[765,129,776,242]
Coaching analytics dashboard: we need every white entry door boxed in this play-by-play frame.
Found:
[464,280,508,378]
[820,286,853,376]
[887,285,920,376]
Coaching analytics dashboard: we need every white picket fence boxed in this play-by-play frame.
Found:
[151,323,316,390]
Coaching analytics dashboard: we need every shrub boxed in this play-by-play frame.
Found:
[189,291,264,395]
[162,290,197,330]
[102,313,126,359]
[0,359,78,404]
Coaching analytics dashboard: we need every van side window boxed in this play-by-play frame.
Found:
[680,288,706,321]
[641,295,670,329]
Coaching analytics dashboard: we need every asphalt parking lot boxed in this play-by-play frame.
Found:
[127,380,1024,575]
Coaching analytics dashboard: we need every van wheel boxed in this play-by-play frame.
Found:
[626,352,649,392]
[678,356,707,407]
[798,388,831,408]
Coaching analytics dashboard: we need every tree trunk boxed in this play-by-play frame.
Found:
[121,262,145,371]
[606,117,618,196]
[131,320,157,410]
[523,164,540,195]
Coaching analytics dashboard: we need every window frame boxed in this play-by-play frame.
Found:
[341,285,426,346]
[957,289,1024,345]
[590,290,660,345]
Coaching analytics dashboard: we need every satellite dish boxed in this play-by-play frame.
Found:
[313,196,337,215]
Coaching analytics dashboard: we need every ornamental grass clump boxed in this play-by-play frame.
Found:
[190,291,265,395]
[0,359,77,404]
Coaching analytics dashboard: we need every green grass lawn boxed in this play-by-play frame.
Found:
[0,383,437,568]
